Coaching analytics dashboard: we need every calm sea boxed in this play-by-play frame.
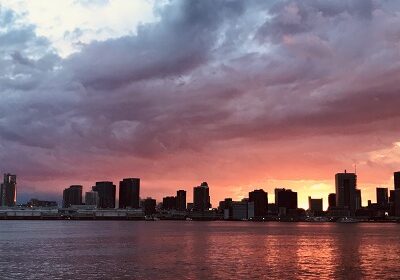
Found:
[0,221,399,279]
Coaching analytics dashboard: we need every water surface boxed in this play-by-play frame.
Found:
[0,221,399,279]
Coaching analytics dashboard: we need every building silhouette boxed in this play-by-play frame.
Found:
[162,196,176,210]
[335,170,357,214]
[0,173,17,207]
[328,193,336,209]
[308,197,323,212]
[249,189,268,217]
[92,181,116,208]
[355,189,362,210]
[85,191,99,207]
[176,190,186,211]
[276,188,297,210]
[193,182,210,212]
[143,198,156,215]
[119,178,140,209]
[394,171,400,190]
[376,187,388,209]
[394,189,400,216]
[62,185,82,208]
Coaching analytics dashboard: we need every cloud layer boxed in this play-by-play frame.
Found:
[1,0,400,207]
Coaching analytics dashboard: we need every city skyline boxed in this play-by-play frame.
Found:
[1,1,400,211]
[4,169,400,212]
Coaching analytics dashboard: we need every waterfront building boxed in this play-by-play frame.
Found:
[26,198,57,208]
[143,198,156,215]
[92,181,116,208]
[376,187,389,209]
[176,190,186,211]
[119,178,140,209]
[276,188,297,210]
[249,189,268,217]
[395,171,400,190]
[328,193,336,209]
[335,170,357,214]
[162,196,176,210]
[0,173,17,207]
[308,197,323,212]
[193,182,211,212]
[63,185,83,208]
[355,189,362,210]
[85,191,99,207]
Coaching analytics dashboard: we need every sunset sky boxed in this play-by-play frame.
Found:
[1,0,400,209]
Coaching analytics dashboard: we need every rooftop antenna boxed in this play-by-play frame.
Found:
[354,163,357,174]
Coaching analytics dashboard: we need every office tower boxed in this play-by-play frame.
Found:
[328,193,336,209]
[276,188,297,210]
[249,189,268,217]
[355,189,362,210]
[394,189,400,216]
[176,190,186,211]
[143,198,156,215]
[376,187,389,208]
[231,201,250,220]
[119,178,140,209]
[308,197,323,212]
[274,188,285,205]
[193,182,211,212]
[162,196,176,210]
[335,170,357,213]
[85,191,99,207]
[0,173,17,207]
[92,181,116,208]
[62,185,83,208]
[395,171,400,190]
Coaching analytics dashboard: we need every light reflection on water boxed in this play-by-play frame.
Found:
[0,221,400,279]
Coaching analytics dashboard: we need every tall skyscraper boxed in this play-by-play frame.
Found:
[394,171,400,190]
[62,185,82,208]
[176,190,186,211]
[85,191,99,207]
[355,189,362,210]
[276,188,297,210]
[92,181,116,208]
[335,170,357,214]
[328,193,336,209]
[0,173,17,207]
[376,187,389,208]
[249,189,268,217]
[193,182,210,212]
[119,178,140,209]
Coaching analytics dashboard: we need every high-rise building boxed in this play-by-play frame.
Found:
[162,196,176,210]
[394,189,400,216]
[328,193,336,209]
[249,189,268,217]
[308,197,323,212]
[355,189,362,210]
[143,198,156,215]
[276,188,297,210]
[274,188,285,205]
[62,185,82,208]
[85,191,99,207]
[176,190,186,211]
[119,178,140,209]
[376,187,389,208]
[193,182,210,212]
[394,171,400,190]
[92,181,116,209]
[0,173,17,207]
[335,170,357,214]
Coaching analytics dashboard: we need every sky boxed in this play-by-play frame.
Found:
[1,0,400,209]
